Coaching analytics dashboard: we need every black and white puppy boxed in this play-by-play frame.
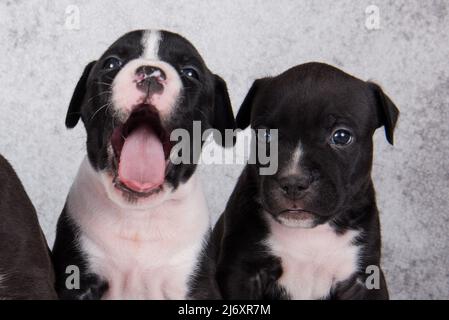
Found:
[52,30,235,299]
[0,155,56,299]
[213,62,398,300]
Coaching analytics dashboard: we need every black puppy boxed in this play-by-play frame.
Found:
[212,62,398,300]
[0,155,56,299]
[52,30,235,299]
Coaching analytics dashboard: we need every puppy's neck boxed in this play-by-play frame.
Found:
[67,157,210,243]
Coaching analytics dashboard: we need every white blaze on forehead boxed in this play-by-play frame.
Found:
[142,30,161,60]
[285,142,303,175]
[111,29,182,120]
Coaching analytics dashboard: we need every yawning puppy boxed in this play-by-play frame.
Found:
[52,30,235,299]
[213,62,398,300]
[0,155,56,299]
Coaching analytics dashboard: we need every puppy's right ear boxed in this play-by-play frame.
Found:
[236,78,267,129]
[65,61,96,128]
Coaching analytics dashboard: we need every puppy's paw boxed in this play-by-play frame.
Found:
[77,275,109,300]
[58,273,108,300]
[248,256,283,299]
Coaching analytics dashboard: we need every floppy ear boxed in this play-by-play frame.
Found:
[236,78,266,130]
[65,61,96,128]
[213,75,236,148]
[368,82,400,145]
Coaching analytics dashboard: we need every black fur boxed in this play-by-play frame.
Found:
[207,62,398,300]
[52,208,108,300]
[0,155,56,299]
[53,30,235,299]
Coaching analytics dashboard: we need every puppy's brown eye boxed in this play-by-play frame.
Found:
[103,57,122,70]
[331,129,353,146]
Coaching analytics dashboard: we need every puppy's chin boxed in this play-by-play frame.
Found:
[272,211,318,229]
[100,171,172,211]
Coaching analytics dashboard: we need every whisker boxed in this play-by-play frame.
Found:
[94,81,113,87]
[86,91,113,104]
[89,102,111,122]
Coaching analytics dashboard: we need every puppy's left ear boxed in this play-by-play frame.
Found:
[65,61,97,128]
[236,78,269,130]
[368,82,400,145]
[213,75,236,148]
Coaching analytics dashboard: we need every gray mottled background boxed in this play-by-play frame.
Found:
[0,0,447,299]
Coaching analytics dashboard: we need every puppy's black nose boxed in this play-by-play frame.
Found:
[279,175,311,199]
[135,66,166,94]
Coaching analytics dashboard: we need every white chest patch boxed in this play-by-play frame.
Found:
[67,159,210,299]
[265,217,361,300]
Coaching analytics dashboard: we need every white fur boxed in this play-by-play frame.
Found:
[265,215,361,300]
[142,30,162,60]
[285,143,303,175]
[67,158,210,299]
[275,213,316,229]
[111,30,182,121]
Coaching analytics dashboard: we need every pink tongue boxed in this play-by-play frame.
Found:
[118,126,165,192]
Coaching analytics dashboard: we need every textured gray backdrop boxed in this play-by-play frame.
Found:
[0,0,447,299]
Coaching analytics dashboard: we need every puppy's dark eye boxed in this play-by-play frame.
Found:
[180,67,199,80]
[331,129,353,146]
[103,57,123,70]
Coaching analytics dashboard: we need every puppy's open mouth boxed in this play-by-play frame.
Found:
[111,104,172,196]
